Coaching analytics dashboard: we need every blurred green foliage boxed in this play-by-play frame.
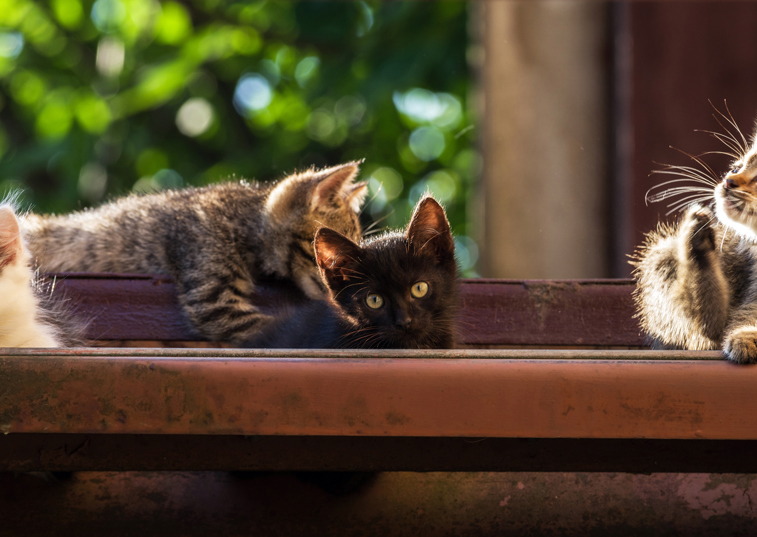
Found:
[0,0,480,274]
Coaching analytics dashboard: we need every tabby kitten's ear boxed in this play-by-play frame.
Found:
[0,205,23,268]
[314,227,363,293]
[265,162,367,220]
[311,161,368,212]
[406,196,456,266]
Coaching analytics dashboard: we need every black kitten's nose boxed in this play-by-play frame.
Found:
[395,315,412,331]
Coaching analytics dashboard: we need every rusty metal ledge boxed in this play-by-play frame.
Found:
[1,348,747,440]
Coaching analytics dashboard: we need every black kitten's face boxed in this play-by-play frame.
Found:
[334,235,456,348]
[315,196,458,349]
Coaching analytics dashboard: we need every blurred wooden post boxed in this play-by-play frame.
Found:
[477,1,610,279]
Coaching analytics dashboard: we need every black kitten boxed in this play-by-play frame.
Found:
[249,196,458,349]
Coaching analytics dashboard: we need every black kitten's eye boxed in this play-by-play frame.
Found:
[411,281,429,298]
[365,294,384,309]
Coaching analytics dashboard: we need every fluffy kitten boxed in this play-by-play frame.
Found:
[0,203,80,347]
[23,163,367,344]
[634,118,757,364]
[250,196,458,349]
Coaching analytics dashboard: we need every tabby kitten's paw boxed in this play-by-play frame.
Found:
[682,205,716,255]
[723,327,757,364]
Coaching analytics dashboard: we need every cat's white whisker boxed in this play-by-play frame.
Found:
[649,164,720,184]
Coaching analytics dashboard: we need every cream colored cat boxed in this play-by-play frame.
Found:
[0,203,74,347]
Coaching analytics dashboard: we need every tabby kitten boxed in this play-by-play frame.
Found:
[634,118,757,364]
[23,163,367,344]
[249,196,458,349]
[0,203,81,347]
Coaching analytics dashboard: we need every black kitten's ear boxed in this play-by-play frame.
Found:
[0,205,22,268]
[406,196,455,264]
[314,227,364,291]
[311,161,364,210]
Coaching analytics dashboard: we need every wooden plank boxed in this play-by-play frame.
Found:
[459,279,641,346]
[2,349,746,440]
[51,274,644,346]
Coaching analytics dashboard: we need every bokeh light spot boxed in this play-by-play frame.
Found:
[0,32,24,59]
[176,97,214,137]
[91,0,127,33]
[233,73,272,116]
[409,126,445,161]
[96,37,125,77]
[294,56,320,87]
[78,162,108,202]
[155,2,192,45]
[133,168,183,193]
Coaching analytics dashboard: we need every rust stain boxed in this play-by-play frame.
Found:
[385,411,411,426]
[619,392,704,426]
[523,281,579,328]
[342,395,372,429]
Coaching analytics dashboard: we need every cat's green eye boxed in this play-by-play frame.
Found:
[411,281,429,298]
[366,294,384,309]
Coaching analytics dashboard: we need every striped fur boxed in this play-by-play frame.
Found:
[23,163,367,344]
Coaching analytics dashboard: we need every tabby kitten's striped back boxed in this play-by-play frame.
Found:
[23,162,367,344]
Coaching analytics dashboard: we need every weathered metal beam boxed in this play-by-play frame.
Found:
[52,274,644,346]
[2,349,744,440]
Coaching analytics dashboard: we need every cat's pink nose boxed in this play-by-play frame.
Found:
[724,178,738,190]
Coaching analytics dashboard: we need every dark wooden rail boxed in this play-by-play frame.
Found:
[53,274,645,346]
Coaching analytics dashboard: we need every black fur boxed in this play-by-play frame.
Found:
[249,197,458,349]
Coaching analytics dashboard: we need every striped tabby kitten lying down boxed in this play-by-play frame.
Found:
[23,162,367,344]
[0,203,82,347]
[634,113,757,364]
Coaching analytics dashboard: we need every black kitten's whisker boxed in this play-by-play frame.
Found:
[362,210,394,237]
[361,228,386,237]
[333,284,368,301]
[358,183,384,218]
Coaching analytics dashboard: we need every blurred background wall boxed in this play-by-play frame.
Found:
[479,1,609,279]
[4,1,756,280]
